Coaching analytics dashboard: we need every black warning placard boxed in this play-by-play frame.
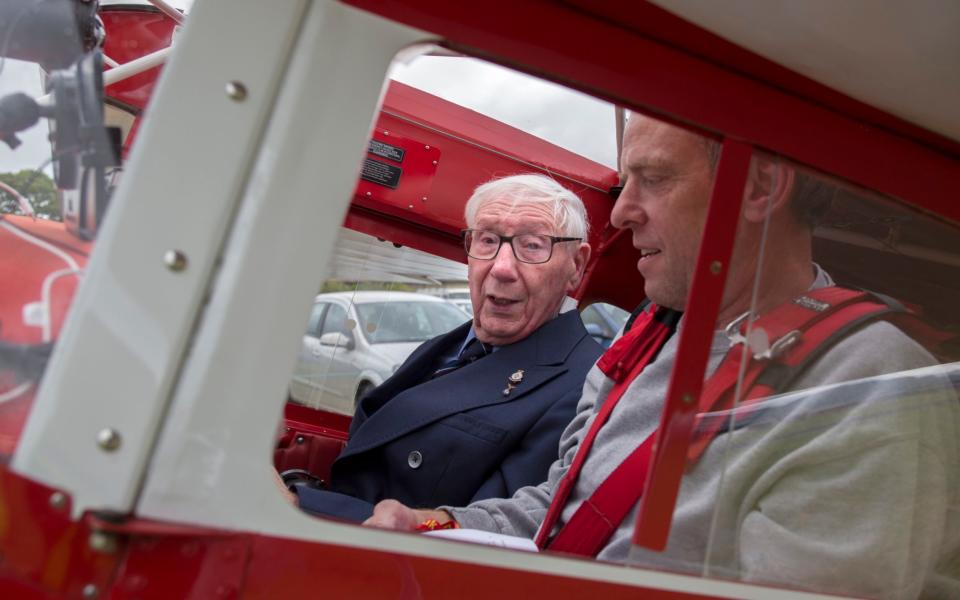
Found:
[368,139,405,163]
[361,157,402,189]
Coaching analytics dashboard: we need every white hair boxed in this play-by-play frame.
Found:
[463,173,589,239]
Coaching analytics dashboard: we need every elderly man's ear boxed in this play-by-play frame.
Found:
[566,242,591,292]
[741,155,796,224]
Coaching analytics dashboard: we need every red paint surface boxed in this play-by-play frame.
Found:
[0,216,90,457]
[566,0,960,160]
[0,468,121,599]
[0,463,735,600]
[100,8,178,111]
[242,532,729,600]
[344,0,960,224]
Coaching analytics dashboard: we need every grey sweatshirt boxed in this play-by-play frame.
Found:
[446,279,960,599]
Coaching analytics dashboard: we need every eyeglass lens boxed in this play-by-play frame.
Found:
[465,230,553,264]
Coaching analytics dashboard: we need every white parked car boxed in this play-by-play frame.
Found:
[289,291,470,414]
[420,285,474,315]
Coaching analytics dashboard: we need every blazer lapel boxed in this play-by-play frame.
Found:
[351,321,471,430]
[340,311,589,458]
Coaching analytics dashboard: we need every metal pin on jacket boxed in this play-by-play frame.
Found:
[502,369,524,396]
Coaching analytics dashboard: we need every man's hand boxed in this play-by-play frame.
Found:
[363,499,453,531]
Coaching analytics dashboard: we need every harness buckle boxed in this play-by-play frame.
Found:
[724,311,802,360]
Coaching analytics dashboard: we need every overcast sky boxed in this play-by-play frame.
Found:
[1,2,617,177]
[390,56,618,168]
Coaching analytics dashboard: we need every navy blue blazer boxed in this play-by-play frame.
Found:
[296,310,603,522]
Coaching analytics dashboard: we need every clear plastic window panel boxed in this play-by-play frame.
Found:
[0,2,114,460]
[627,151,960,599]
[286,227,471,416]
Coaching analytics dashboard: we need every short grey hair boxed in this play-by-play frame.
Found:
[463,173,589,239]
[701,140,831,228]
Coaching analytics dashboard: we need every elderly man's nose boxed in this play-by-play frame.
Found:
[490,242,520,277]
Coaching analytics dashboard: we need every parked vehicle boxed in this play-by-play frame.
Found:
[421,285,474,315]
[581,303,631,349]
[289,291,468,414]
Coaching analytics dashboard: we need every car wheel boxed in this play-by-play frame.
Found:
[355,381,374,406]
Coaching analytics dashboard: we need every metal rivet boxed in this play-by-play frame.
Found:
[431,160,438,166]
[295,435,305,445]
[164,250,188,272]
[420,196,427,202]
[681,393,695,405]
[225,81,247,101]
[407,450,423,469]
[82,583,100,599]
[383,131,390,136]
[365,191,372,197]
[709,261,722,275]
[96,428,122,452]
[49,491,67,511]
[89,531,118,554]
[407,204,414,209]
[424,145,430,150]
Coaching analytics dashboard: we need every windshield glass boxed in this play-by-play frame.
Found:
[356,301,467,344]
[628,147,960,597]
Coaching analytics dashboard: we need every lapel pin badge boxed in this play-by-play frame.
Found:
[502,369,524,396]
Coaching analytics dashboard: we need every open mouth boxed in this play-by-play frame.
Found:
[639,248,661,260]
[487,295,519,307]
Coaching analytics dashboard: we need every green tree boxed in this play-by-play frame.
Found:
[321,280,416,293]
[0,170,61,221]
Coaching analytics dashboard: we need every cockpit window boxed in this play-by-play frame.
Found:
[356,301,467,344]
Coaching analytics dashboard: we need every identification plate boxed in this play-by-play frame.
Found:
[361,158,402,189]
[368,139,405,163]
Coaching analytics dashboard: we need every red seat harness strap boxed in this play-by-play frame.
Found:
[544,286,911,556]
[533,305,676,549]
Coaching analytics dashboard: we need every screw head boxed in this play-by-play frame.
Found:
[164,250,188,272]
[89,531,118,554]
[49,491,67,511]
[82,583,100,599]
[225,81,247,101]
[709,260,723,275]
[96,428,122,452]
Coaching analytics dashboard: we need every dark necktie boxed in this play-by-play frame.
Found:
[430,339,490,379]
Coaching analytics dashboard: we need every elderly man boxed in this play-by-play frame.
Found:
[365,116,959,599]
[293,173,603,522]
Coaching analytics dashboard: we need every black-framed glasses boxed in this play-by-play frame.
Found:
[462,229,581,264]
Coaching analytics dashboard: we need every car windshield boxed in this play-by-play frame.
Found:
[356,301,468,344]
